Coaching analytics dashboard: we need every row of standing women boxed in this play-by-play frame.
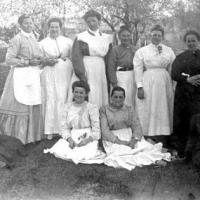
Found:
[0,10,200,164]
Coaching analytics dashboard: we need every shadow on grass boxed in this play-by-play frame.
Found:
[0,138,200,200]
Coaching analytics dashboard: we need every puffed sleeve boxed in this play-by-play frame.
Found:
[88,103,100,140]
[107,46,118,86]
[60,104,71,139]
[129,106,143,139]
[71,37,88,82]
[133,48,144,88]
[6,36,25,66]
[99,106,118,143]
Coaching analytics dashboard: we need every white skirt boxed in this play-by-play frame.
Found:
[135,68,174,136]
[116,70,136,107]
[67,56,108,107]
[103,128,171,171]
[41,58,73,135]
[44,128,106,164]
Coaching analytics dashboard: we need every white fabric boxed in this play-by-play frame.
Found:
[44,129,106,165]
[68,31,112,107]
[103,128,171,171]
[116,70,136,107]
[13,66,42,105]
[133,43,175,136]
[40,36,73,135]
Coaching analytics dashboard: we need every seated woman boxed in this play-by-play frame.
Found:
[44,81,105,164]
[100,86,171,171]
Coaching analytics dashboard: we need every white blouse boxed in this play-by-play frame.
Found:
[77,30,112,57]
[133,43,175,88]
[60,101,100,141]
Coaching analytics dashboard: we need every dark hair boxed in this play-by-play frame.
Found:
[83,9,101,21]
[111,86,126,97]
[118,25,131,36]
[18,14,31,25]
[72,81,90,94]
[151,24,164,37]
[183,30,200,42]
[47,17,62,28]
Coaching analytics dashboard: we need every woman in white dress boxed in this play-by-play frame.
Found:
[71,9,112,107]
[40,18,73,139]
[133,25,175,144]
[100,86,171,171]
[44,81,105,164]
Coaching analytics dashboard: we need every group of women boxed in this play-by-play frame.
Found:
[0,9,200,170]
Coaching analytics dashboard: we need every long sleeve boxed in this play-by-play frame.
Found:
[99,106,118,143]
[171,55,187,82]
[71,37,87,82]
[129,107,143,139]
[88,104,100,140]
[6,36,25,66]
[166,49,176,74]
[107,47,118,86]
[60,106,71,139]
[133,49,144,88]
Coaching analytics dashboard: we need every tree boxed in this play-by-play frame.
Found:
[70,0,175,44]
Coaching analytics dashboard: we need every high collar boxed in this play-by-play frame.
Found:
[150,43,162,48]
[88,29,102,36]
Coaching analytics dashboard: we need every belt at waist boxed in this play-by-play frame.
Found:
[117,67,133,71]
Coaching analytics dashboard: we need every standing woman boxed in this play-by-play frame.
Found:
[0,14,44,144]
[40,18,73,139]
[133,25,175,144]
[71,9,112,107]
[171,30,200,157]
[107,26,136,106]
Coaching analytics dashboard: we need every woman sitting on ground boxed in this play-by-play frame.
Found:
[44,81,105,164]
[100,86,171,171]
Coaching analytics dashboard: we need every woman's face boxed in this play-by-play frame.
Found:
[119,30,132,46]
[49,22,61,38]
[73,87,87,104]
[21,17,33,33]
[185,34,199,51]
[151,30,163,45]
[111,90,125,108]
[86,16,100,31]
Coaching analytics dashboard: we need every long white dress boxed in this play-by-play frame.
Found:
[70,30,112,107]
[133,43,175,136]
[40,35,73,135]
[44,101,105,164]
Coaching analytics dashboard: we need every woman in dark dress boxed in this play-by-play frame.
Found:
[171,30,200,158]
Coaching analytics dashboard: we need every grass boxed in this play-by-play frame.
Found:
[0,138,199,200]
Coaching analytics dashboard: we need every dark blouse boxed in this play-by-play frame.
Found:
[107,45,136,85]
[172,49,200,102]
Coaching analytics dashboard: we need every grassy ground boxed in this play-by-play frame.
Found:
[0,138,199,200]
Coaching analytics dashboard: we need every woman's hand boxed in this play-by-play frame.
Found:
[67,137,77,149]
[29,58,41,66]
[187,75,200,86]
[76,136,93,147]
[128,138,137,149]
[137,87,145,99]
[41,57,58,67]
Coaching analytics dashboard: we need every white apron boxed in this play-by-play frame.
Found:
[13,66,41,105]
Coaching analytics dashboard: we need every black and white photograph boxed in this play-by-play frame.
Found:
[0,0,199,199]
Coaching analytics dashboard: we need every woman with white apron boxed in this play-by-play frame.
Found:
[0,14,44,144]
[40,17,73,139]
[107,26,137,107]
